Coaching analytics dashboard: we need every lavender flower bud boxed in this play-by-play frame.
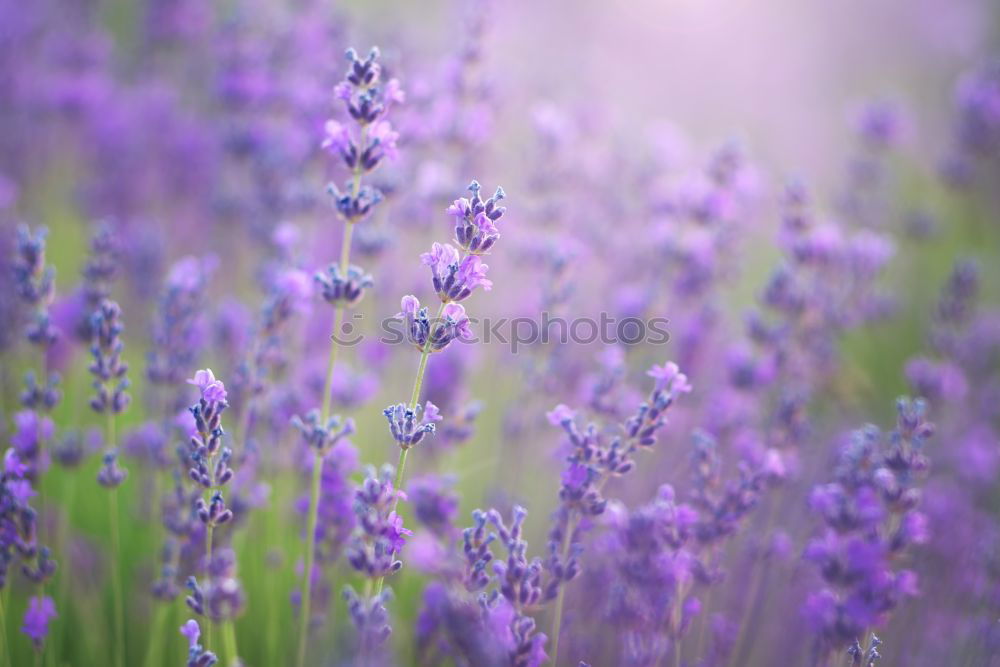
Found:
[88,300,130,415]
[383,401,441,450]
[96,449,127,488]
[314,263,373,307]
[447,181,507,255]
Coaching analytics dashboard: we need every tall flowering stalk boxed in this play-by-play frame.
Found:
[545,361,692,665]
[10,224,62,656]
[184,369,241,664]
[296,45,402,667]
[804,398,933,666]
[89,299,130,667]
[371,180,507,600]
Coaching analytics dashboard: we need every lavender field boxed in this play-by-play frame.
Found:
[1,1,999,665]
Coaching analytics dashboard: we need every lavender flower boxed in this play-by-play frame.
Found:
[88,299,131,415]
[291,410,355,453]
[147,255,215,391]
[97,449,128,488]
[13,224,58,347]
[397,296,474,352]
[447,181,507,254]
[314,263,373,307]
[383,401,441,449]
[345,465,411,579]
[804,398,933,660]
[181,619,218,667]
[187,369,235,527]
[185,549,246,621]
[21,595,56,649]
[324,46,403,223]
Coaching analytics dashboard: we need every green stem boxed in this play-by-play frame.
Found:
[104,409,126,667]
[297,199,359,667]
[372,316,437,598]
[222,621,239,667]
[295,450,323,667]
[108,484,125,667]
[548,513,578,667]
[0,591,11,667]
[142,604,169,667]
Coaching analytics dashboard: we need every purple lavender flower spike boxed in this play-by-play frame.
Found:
[805,398,933,661]
[422,242,492,303]
[88,299,131,415]
[187,369,236,528]
[383,401,441,450]
[21,595,56,649]
[325,46,403,223]
[180,619,218,667]
[314,263,374,307]
[345,465,411,579]
[447,180,507,254]
[13,224,59,348]
[397,296,474,352]
[291,410,355,453]
[185,549,245,621]
[96,449,128,488]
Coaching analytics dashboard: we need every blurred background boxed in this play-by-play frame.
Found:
[1,0,999,665]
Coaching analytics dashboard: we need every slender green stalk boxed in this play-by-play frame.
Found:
[297,155,363,667]
[222,621,239,667]
[0,590,11,667]
[372,301,441,598]
[295,449,324,667]
[548,513,578,667]
[142,604,170,667]
[104,410,126,667]
[108,489,125,667]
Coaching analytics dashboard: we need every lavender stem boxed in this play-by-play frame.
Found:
[297,128,366,667]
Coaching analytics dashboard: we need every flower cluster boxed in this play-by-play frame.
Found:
[185,548,246,622]
[397,296,473,352]
[314,263,373,307]
[186,369,235,528]
[180,619,218,667]
[804,398,934,659]
[345,465,412,579]
[383,401,441,450]
[88,299,131,415]
[324,46,403,223]
[447,180,507,254]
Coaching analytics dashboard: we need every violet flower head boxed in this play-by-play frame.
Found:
[148,255,214,388]
[804,398,934,658]
[383,401,441,450]
[13,224,58,348]
[346,465,411,579]
[314,263,374,308]
[96,449,127,488]
[21,595,56,649]
[185,549,245,621]
[408,475,460,539]
[12,224,55,308]
[186,369,235,527]
[422,242,492,303]
[448,180,507,254]
[10,410,54,480]
[187,368,227,403]
[397,296,474,353]
[325,46,404,223]
[343,587,393,654]
[848,633,883,666]
[180,618,218,667]
[88,299,130,415]
[291,409,355,453]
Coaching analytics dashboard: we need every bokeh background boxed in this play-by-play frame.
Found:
[1,0,999,665]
